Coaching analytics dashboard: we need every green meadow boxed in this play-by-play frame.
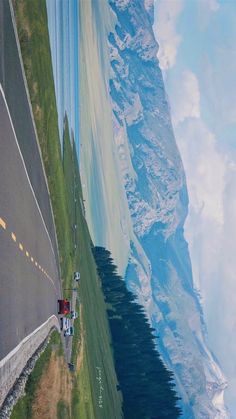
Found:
[12,0,123,417]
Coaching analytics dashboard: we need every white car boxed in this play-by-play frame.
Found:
[70,310,78,320]
[60,317,70,331]
[64,326,74,337]
[74,271,80,282]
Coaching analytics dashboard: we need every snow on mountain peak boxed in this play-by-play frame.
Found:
[108,0,228,417]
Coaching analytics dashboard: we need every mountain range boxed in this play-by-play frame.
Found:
[107,0,228,417]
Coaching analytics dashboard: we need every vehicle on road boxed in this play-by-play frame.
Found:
[64,326,74,337]
[68,362,75,372]
[60,317,71,331]
[70,310,78,320]
[58,299,71,314]
[74,271,80,282]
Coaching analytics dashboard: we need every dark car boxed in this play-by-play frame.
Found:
[68,362,75,372]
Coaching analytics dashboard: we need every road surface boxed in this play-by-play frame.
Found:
[0,0,61,368]
[0,0,59,260]
[0,85,60,361]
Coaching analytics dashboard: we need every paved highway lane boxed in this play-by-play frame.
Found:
[0,1,59,263]
[0,85,61,361]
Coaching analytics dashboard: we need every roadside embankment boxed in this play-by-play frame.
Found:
[0,316,59,413]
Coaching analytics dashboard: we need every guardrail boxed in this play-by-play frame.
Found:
[0,315,60,408]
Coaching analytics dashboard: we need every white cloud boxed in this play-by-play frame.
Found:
[201,53,236,127]
[170,70,224,226]
[206,165,236,410]
[154,0,183,70]
[209,0,220,12]
[196,0,220,30]
[175,118,226,286]
[174,100,236,413]
[172,70,200,125]
[155,0,236,412]
[177,120,225,224]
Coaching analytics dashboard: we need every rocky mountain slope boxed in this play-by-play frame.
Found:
[107,0,228,417]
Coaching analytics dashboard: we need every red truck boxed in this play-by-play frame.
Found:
[58,299,71,315]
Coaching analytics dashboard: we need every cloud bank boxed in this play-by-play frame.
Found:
[155,1,236,413]
[171,70,200,125]
[154,0,183,70]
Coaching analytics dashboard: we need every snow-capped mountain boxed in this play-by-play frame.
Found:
[108,0,228,417]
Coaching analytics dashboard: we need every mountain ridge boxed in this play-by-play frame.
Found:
[108,0,228,417]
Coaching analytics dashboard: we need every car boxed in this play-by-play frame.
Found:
[68,362,75,372]
[60,317,70,331]
[70,310,78,320]
[58,299,71,314]
[74,271,80,282]
[64,326,74,337]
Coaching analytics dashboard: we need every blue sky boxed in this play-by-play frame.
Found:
[154,0,236,415]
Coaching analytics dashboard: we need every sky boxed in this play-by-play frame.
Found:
[154,0,236,415]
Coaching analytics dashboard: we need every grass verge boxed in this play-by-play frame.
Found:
[57,400,70,419]
[14,0,73,290]
[13,0,123,418]
[71,154,123,419]
[11,331,62,419]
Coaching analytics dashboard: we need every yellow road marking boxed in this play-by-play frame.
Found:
[0,217,6,229]
[0,215,55,288]
[11,232,16,242]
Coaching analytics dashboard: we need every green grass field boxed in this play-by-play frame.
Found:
[71,159,123,418]
[13,0,123,417]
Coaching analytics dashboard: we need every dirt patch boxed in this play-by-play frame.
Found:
[32,351,73,419]
[76,304,84,372]
[32,307,84,418]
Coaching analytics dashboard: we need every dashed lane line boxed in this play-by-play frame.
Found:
[0,217,6,229]
[0,214,56,290]
[11,232,16,242]
[0,84,57,266]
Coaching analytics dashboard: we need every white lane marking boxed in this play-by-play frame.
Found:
[0,217,6,229]
[5,2,61,296]
[11,232,16,241]
[8,1,59,253]
[0,315,59,368]
[0,84,58,288]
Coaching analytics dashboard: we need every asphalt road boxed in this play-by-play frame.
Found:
[0,86,60,361]
[0,0,59,262]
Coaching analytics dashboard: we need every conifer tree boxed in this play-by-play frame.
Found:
[93,246,182,418]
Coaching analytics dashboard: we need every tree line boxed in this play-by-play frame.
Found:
[92,246,182,419]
